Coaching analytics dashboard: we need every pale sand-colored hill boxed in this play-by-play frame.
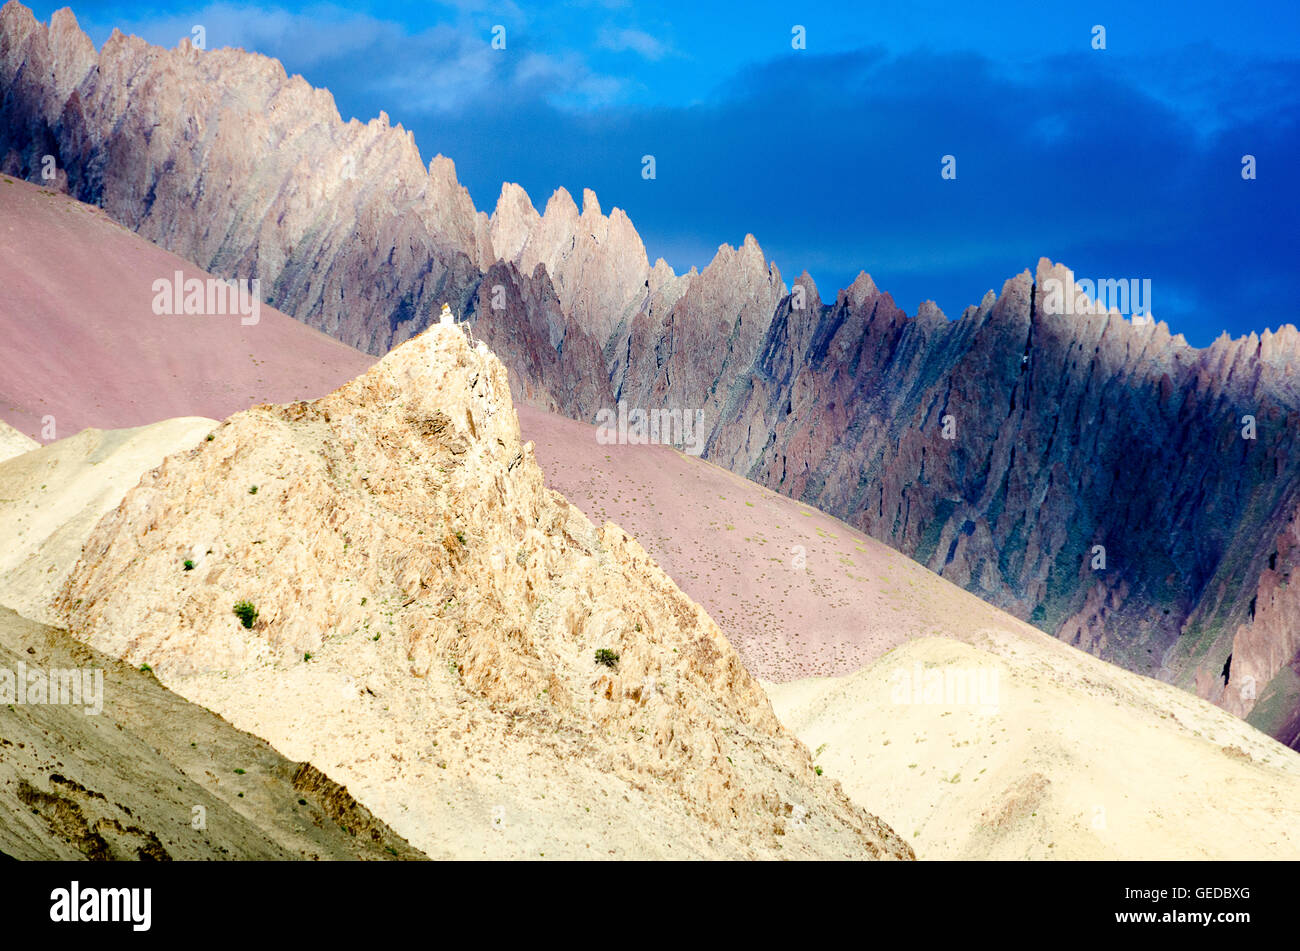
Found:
[0,418,37,462]
[766,631,1300,860]
[0,417,215,624]
[50,323,910,860]
[0,175,374,439]
[0,606,423,860]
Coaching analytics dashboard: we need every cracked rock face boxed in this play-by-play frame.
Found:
[7,2,1300,746]
[56,322,911,860]
[714,260,1300,729]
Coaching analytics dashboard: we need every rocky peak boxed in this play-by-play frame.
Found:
[793,268,820,298]
[489,181,540,262]
[513,183,651,347]
[844,270,879,308]
[55,322,911,859]
[915,300,947,330]
[542,185,580,224]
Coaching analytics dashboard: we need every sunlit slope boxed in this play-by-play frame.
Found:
[767,631,1300,860]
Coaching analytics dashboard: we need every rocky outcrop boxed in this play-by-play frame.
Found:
[1219,504,1300,746]
[7,2,1300,746]
[635,234,786,433]
[508,186,651,349]
[55,321,911,859]
[468,259,614,420]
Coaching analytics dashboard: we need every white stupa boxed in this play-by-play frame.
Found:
[439,303,455,326]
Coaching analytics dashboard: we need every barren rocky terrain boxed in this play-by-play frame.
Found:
[49,321,910,859]
[4,0,1300,865]
[0,418,34,462]
[0,183,1295,858]
[3,1,1296,745]
[0,416,215,624]
[519,403,1057,681]
[527,403,1300,859]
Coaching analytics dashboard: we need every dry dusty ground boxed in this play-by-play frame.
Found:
[0,175,374,439]
[765,633,1300,860]
[519,403,1055,681]
[0,607,423,860]
[0,419,36,462]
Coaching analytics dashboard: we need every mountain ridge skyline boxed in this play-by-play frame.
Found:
[9,0,1298,345]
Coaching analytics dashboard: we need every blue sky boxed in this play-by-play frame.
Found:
[28,0,1300,345]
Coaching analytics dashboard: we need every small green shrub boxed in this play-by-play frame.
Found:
[248,485,258,495]
[183,559,194,571]
[232,600,258,628]
[205,433,215,441]
[594,648,620,669]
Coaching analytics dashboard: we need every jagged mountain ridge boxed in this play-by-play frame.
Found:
[4,2,1300,744]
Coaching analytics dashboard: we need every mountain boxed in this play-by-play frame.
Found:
[723,263,1300,732]
[4,2,1299,749]
[2,150,1295,861]
[0,2,489,356]
[0,606,423,860]
[49,320,911,859]
[0,416,217,625]
[0,414,425,860]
